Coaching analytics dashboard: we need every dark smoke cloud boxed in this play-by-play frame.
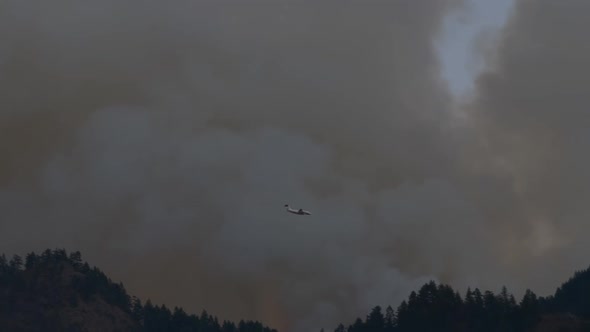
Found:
[0,1,465,330]
[461,0,590,293]
[6,0,589,331]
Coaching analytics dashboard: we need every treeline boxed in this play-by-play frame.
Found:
[332,267,590,332]
[4,248,590,332]
[0,249,277,332]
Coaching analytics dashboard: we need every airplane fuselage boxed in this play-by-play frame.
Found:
[288,209,310,215]
[285,205,311,215]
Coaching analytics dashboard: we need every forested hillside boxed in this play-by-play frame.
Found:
[3,248,590,332]
[0,249,277,332]
[333,269,590,332]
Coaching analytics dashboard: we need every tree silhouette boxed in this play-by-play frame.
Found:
[332,270,590,332]
[6,248,590,332]
[365,306,384,331]
[9,254,22,271]
[0,248,279,332]
[384,305,395,332]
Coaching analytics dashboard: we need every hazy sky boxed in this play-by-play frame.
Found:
[437,0,514,96]
[1,1,590,332]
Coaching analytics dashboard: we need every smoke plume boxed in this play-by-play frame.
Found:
[2,0,590,331]
[461,0,590,292]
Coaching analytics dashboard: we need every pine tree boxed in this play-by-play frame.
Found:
[9,254,22,271]
[396,300,409,330]
[473,288,484,308]
[69,251,83,267]
[25,252,38,269]
[334,323,346,332]
[348,318,364,332]
[385,305,395,331]
[222,321,237,332]
[365,306,384,331]
[465,288,475,307]
[131,296,143,321]
[500,286,510,305]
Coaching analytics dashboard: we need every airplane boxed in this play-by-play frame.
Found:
[284,204,312,215]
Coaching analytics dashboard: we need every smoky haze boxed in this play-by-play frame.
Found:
[1,0,589,331]
[462,0,590,292]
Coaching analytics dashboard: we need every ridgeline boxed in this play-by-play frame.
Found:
[2,249,590,332]
[0,249,277,332]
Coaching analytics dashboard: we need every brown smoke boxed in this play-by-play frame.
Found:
[461,0,590,292]
[3,0,590,331]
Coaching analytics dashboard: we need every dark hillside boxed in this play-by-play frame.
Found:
[333,268,590,332]
[0,249,277,332]
[4,248,590,332]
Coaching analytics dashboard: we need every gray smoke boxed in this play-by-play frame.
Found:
[2,0,589,331]
[461,0,590,293]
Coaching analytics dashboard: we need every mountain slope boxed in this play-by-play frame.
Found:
[333,268,590,332]
[0,249,277,332]
[4,248,590,332]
